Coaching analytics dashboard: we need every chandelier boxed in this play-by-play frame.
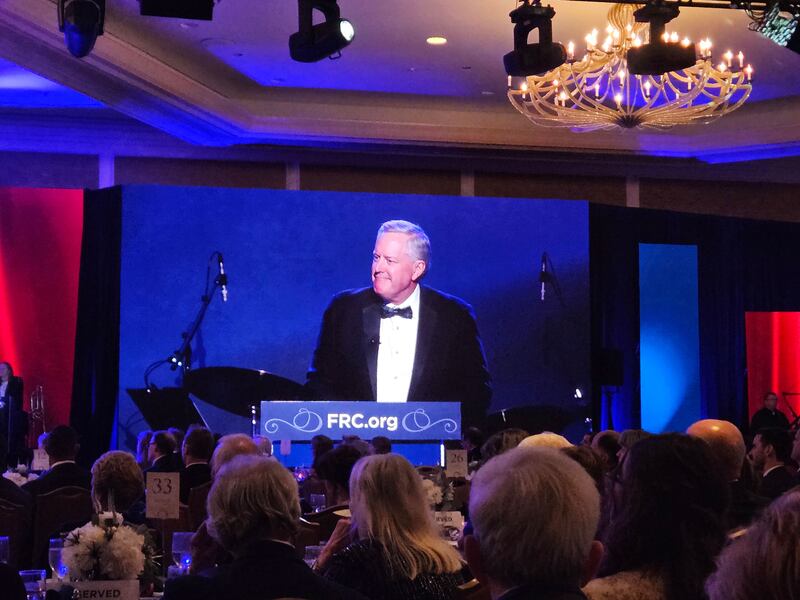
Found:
[507,3,753,131]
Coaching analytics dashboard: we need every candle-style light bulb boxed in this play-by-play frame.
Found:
[614,92,623,105]
[681,37,691,48]
[745,64,753,80]
[670,32,679,43]
[567,41,575,60]
[737,51,744,68]
[718,62,727,73]
[594,82,600,98]
[724,50,733,67]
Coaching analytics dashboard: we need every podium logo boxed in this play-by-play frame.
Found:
[327,413,399,432]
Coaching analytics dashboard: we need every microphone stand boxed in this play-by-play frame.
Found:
[143,251,226,390]
[781,392,800,431]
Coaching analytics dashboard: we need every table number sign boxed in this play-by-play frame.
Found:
[31,449,49,472]
[146,472,180,519]
[445,449,468,478]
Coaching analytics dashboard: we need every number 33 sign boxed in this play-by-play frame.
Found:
[146,472,180,519]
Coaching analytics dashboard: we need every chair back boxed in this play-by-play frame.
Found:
[0,498,32,570]
[31,486,93,567]
[302,505,347,541]
[294,518,321,559]
[455,578,492,600]
[187,481,211,531]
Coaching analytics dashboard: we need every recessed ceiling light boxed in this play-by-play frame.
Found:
[426,36,447,45]
[481,90,495,96]
[179,22,199,29]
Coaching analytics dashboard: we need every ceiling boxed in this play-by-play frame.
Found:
[1,0,800,160]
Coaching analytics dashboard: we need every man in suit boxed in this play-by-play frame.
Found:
[145,430,183,474]
[750,427,796,500]
[180,425,213,504]
[307,220,492,428]
[687,419,769,531]
[21,425,90,498]
[750,392,791,433]
[464,447,603,600]
[0,361,28,468]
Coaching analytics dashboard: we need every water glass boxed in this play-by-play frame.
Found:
[303,544,324,568]
[48,538,68,580]
[0,536,9,563]
[309,493,326,513]
[171,532,193,574]
[19,569,46,600]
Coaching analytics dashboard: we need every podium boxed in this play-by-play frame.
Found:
[261,401,461,466]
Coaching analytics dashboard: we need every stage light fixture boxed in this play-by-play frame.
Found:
[57,0,105,58]
[289,0,355,63]
[503,0,567,77]
[139,0,215,21]
[627,1,696,75]
[754,1,800,54]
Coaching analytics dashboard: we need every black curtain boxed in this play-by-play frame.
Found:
[71,186,122,467]
[590,204,800,433]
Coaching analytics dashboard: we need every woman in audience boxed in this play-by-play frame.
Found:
[314,443,366,510]
[584,433,729,600]
[591,430,622,471]
[317,453,465,600]
[164,455,362,600]
[91,450,146,522]
[616,429,651,464]
[480,428,528,463]
[135,430,153,471]
[706,488,800,600]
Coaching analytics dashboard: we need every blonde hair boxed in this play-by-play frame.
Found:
[210,433,258,477]
[207,455,300,554]
[349,453,462,580]
[518,432,572,449]
[706,488,800,600]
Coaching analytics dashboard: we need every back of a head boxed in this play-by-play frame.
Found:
[481,428,529,462]
[592,430,621,468]
[207,455,300,555]
[210,433,259,477]
[619,429,651,450]
[370,436,392,454]
[44,425,80,461]
[602,433,729,598]
[91,450,145,512]
[562,445,606,490]
[315,443,366,493]
[253,435,273,456]
[686,419,746,481]
[151,430,177,457]
[469,447,600,589]
[349,453,461,579]
[519,432,572,450]
[168,427,185,449]
[706,489,800,600]
[311,435,334,469]
[183,426,215,462]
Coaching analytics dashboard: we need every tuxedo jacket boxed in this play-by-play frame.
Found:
[180,462,211,504]
[307,286,492,427]
[760,465,796,500]
[20,462,91,498]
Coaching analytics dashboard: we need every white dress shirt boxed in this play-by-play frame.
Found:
[0,380,7,398]
[376,285,420,403]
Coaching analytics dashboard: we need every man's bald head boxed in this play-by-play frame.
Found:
[687,419,746,482]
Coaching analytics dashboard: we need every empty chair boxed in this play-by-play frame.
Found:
[31,486,92,568]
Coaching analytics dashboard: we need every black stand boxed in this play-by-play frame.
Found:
[144,251,227,391]
[782,392,800,431]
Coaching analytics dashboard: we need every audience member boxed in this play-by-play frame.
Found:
[591,430,621,471]
[209,433,259,478]
[518,431,572,449]
[749,427,795,499]
[462,426,485,464]
[480,428,528,463]
[164,455,364,600]
[91,450,145,514]
[317,453,465,600]
[749,392,790,433]
[370,436,392,455]
[314,444,366,510]
[145,430,182,473]
[465,447,603,600]
[585,434,729,600]
[706,488,800,600]
[311,434,335,470]
[687,419,769,530]
[616,429,650,464]
[135,430,153,471]
[168,427,185,455]
[0,441,32,508]
[253,435,273,457]
[342,435,371,456]
[22,425,90,497]
[562,445,606,493]
[180,426,214,504]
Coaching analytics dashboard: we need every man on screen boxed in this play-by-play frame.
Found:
[307,220,492,428]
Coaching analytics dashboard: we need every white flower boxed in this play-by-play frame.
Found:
[63,520,146,581]
[421,477,443,506]
[64,524,107,578]
[99,527,145,580]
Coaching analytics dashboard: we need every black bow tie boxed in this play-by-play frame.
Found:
[381,305,413,319]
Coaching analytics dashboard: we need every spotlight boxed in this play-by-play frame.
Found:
[503,0,566,77]
[289,0,355,63]
[627,1,696,75]
[139,0,215,20]
[57,0,105,58]
[755,2,800,54]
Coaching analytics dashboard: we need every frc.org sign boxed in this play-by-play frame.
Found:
[261,401,461,441]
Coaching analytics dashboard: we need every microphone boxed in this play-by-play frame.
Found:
[538,252,547,301]
[217,252,228,302]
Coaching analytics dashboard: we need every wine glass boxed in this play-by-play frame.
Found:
[48,538,68,580]
[309,494,326,513]
[171,532,193,574]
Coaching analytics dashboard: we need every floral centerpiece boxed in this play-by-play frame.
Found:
[62,512,157,599]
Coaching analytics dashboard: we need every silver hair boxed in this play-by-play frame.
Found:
[377,220,431,268]
[469,446,600,589]
[207,454,300,554]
